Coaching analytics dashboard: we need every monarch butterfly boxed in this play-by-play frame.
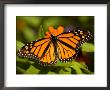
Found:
[17,26,92,66]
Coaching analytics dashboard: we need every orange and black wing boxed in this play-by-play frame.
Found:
[38,42,57,65]
[57,30,92,62]
[17,38,57,65]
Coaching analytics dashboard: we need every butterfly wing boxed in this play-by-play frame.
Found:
[17,29,92,65]
[57,30,92,62]
[17,38,57,65]
[39,42,57,65]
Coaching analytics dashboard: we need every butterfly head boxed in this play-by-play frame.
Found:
[45,26,64,38]
[51,34,58,42]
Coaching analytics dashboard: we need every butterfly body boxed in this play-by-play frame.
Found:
[17,26,92,66]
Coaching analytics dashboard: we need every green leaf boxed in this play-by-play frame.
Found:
[16,56,34,64]
[82,43,94,52]
[59,67,71,74]
[81,68,93,74]
[48,71,56,74]
[25,65,40,74]
[64,67,71,72]
[70,64,83,74]
[70,61,93,74]
[16,41,24,51]
[16,66,26,74]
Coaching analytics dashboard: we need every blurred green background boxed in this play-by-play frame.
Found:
[16,16,94,74]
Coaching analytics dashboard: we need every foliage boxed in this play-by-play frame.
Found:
[16,16,94,74]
